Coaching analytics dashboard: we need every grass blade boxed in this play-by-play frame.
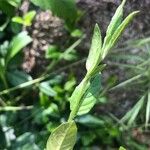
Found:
[146,90,150,127]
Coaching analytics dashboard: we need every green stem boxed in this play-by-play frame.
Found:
[0,106,33,111]
[42,60,58,76]
[68,75,89,121]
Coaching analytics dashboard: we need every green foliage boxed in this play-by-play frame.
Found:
[30,0,78,31]
[6,31,32,63]
[77,74,101,116]
[121,95,145,126]
[30,0,51,10]
[12,11,36,26]
[0,0,144,149]
[86,24,102,73]
[0,0,21,16]
[110,37,150,127]
[0,31,32,89]
[46,121,77,150]
[47,1,138,149]
[119,146,126,150]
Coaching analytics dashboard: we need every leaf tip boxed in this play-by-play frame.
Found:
[121,0,126,6]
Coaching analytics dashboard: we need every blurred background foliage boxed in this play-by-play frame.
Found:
[0,0,150,149]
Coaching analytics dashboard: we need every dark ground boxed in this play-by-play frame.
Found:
[22,0,150,117]
[22,0,150,73]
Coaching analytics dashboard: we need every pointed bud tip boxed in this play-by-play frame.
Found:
[121,0,126,7]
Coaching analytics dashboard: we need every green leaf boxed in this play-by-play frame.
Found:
[12,11,36,26]
[77,74,101,115]
[102,11,139,59]
[45,45,62,59]
[6,31,32,63]
[69,78,89,112]
[102,0,126,50]
[71,29,83,37]
[30,0,51,9]
[0,0,15,16]
[46,121,77,150]
[7,0,21,7]
[31,0,78,29]
[76,114,104,127]
[39,81,56,97]
[48,0,78,27]
[146,90,150,127]
[24,11,36,26]
[86,24,102,73]
[119,146,126,150]
[111,11,139,47]
[12,17,24,24]
[121,95,145,125]
[62,49,77,61]
[7,70,32,86]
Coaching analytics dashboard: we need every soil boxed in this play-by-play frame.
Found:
[21,0,150,117]
[22,0,150,74]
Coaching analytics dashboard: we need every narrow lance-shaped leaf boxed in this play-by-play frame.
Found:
[102,11,139,59]
[146,91,150,127]
[128,95,144,125]
[110,11,139,49]
[86,24,102,73]
[102,0,126,49]
[121,95,145,125]
[46,121,77,150]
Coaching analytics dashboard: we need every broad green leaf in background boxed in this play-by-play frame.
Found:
[23,11,36,26]
[7,70,32,86]
[45,45,62,59]
[30,0,51,10]
[77,74,101,115]
[10,132,40,150]
[39,81,56,97]
[0,0,15,16]
[76,114,104,127]
[86,24,102,73]
[119,146,126,150]
[0,0,21,16]
[30,0,78,30]
[6,31,32,63]
[12,11,36,26]
[71,29,83,37]
[12,17,24,25]
[46,121,77,150]
[49,0,77,23]
[7,0,21,7]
